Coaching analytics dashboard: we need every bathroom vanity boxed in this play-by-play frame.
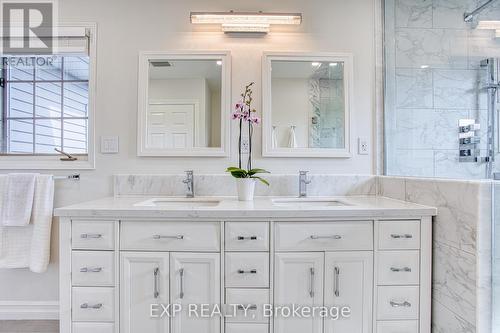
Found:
[55,196,436,333]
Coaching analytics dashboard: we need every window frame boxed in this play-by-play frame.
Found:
[0,22,96,170]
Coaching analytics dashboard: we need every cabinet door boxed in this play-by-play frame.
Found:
[324,251,373,333]
[170,252,221,333]
[120,252,169,333]
[274,253,324,333]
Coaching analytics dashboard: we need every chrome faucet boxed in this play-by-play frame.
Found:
[299,171,312,197]
[182,170,194,198]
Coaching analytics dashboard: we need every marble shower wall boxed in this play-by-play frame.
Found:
[378,176,493,333]
[384,0,500,179]
[308,77,345,149]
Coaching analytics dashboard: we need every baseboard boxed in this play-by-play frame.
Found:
[0,301,59,320]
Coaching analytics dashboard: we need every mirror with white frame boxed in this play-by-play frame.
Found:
[262,53,352,157]
[137,52,230,156]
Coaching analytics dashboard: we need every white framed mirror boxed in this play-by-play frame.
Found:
[262,52,353,158]
[137,51,231,156]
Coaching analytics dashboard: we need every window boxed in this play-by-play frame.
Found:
[1,55,89,155]
[0,24,95,169]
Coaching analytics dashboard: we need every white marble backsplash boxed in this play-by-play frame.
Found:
[114,174,377,197]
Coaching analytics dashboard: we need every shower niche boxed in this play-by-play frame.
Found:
[262,53,353,158]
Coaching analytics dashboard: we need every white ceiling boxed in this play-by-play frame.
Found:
[149,59,222,91]
[271,60,344,80]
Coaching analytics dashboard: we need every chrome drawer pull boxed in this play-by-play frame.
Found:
[309,267,315,298]
[80,267,103,273]
[80,233,102,239]
[390,234,413,239]
[390,301,411,308]
[390,267,412,272]
[80,303,103,309]
[237,236,258,240]
[153,235,184,240]
[237,269,257,274]
[153,267,160,299]
[236,304,258,311]
[179,268,185,299]
[334,266,340,297]
[310,235,342,240]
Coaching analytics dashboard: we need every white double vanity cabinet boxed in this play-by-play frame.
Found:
[56,196,435,333]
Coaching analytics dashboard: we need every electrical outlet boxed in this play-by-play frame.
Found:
[241,138,250,154]
[358,137,369,155]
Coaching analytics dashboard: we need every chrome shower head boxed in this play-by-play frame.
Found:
[464,0,498,22]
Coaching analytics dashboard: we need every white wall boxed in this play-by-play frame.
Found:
[272,78,310,148]
[0,0,376,308]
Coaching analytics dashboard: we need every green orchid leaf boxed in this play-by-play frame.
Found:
[248,168,270,176]
[252,176,270,186]
[230,171,248,178]
[226,167,246,173]
[226,166,249,179]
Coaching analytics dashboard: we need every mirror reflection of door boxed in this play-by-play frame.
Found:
[147,102,196,149]
[147,59,222,149]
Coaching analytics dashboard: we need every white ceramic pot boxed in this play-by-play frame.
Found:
[236,178,256,201]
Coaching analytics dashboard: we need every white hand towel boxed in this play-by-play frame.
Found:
[288,126,298,148]
[0,175,54,273]
[2,173,37,226]
[272,126,278,148]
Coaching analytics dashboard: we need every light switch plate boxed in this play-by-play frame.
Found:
[241,138,250,154]
[100,136,119,154]
[358,137,369,155]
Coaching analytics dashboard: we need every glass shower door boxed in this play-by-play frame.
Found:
[494,182,500,332]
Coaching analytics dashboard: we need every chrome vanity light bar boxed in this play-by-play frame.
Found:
[190,11,302,33]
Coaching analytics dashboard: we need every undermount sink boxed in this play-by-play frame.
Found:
[272,198,349,208]
[135,198,221,208]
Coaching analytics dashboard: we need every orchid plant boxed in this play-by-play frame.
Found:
[226,82,270,186]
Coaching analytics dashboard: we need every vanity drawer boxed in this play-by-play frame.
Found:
[226,288,270,323]
[72,221,115,250]
[378,221,420,250]
[377,286,419,320]
[225,253,269,288]
[275,221,373,251]
[226,323,268,333]
[377,321,418,333]
[72,287,115,322]
[225,222,269,251]
[120,221,220,251]
[377,251,419,285]
[72,322,115,333]
[72,251,115,286]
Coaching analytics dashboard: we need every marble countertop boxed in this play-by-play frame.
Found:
[54,195,437,219]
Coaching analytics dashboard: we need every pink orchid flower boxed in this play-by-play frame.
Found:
[250,115,261,124]
[235,101,243,110]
